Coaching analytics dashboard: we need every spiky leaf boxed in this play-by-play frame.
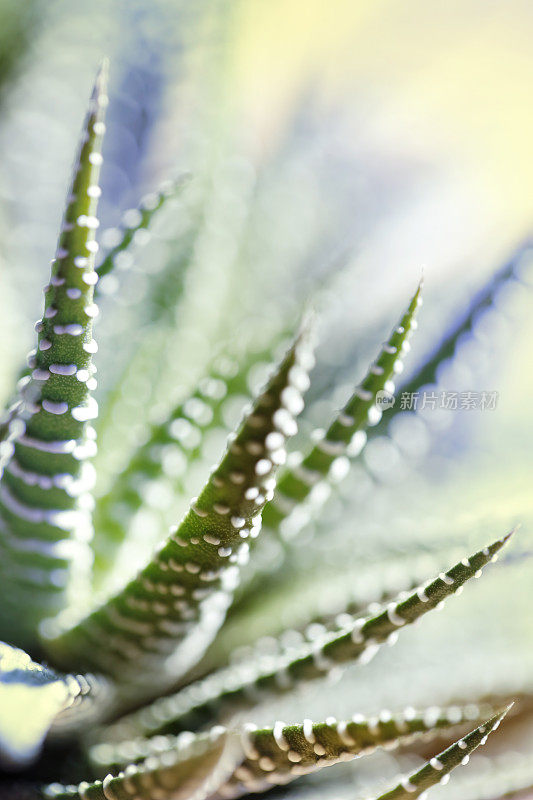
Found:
[92,335,290,585]
[101,531,511,740]
[0,64,108,647]
[415,747,533,800]
[227,702,500,798]
[204,545,456,674]
[397,243,526,401]
[265,283,421,535]
[90,702,495,797]
[368,707,511,800]
[43,325,315,693]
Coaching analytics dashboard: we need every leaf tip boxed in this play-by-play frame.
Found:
[413,275,424,307]
[96,56,109,84]
[488,702,513,733]
[484,526,517,562]
[91,58,109,106]
[294,306,318,370]
[298,304,318,337]
[501,525,520,546]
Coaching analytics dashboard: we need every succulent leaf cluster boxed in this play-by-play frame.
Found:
[0,65,530,800]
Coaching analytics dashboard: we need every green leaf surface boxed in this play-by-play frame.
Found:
[90,702,495,796]
[396,244,525,402]
[202,543,465,676]
[43,324,315,694]
[0,63,108,648]
[368,707,511,800]
[227,702,498,798]
[92,334,290,586]
[101,531,511,740]
[264,283,421,536]
[421,747,533,800]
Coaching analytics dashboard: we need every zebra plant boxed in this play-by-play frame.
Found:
[0,64,528,800]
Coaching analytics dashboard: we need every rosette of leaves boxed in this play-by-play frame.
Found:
[0,65,530,800]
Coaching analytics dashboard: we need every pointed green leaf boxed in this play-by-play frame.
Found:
[226,702,498,797]
[89,702,495,787]
[363,240,528,451]
[101,531,511,740]
[264,283,421,534]
[95,174,190,282]
[92,334,291,585]
[397,245,524,401]
[209,570,427,674]
[406,746,533,800]
[368,707,511,800]
[43,325,315,693]
[92,168,243,482]
[206,541,465,675]
[42,727,238,800]
[0,64,108,648]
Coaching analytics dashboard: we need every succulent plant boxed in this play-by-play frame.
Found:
[0,64,529,800]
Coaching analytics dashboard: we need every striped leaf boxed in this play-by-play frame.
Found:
[0,63,108,648]
[43,324,315,693]
[92,334,290,585]
[264,283,421,535]
[363,239,529,451]
[100,531,512,740]
[204,544,464,675]
[207,567,429,675]
[410,748,533,800]
[368,707,511,800]
[225,702,497,798]
[397,242,527,401]
[89,702,495,793]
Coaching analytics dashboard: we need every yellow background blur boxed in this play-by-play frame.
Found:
[229,0,532,242]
